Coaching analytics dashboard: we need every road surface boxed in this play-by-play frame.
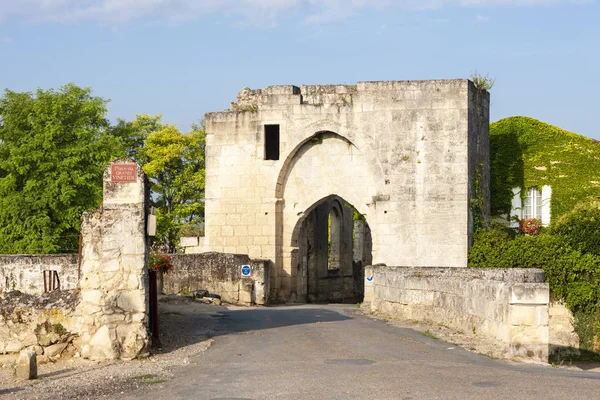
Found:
[124,304,600,400]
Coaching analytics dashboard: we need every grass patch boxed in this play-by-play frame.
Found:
[422,330,438,340]
[477,352,498,360]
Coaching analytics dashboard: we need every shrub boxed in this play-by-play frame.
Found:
[470,223,600,352]
[469,228,600,310]
[552,201,600,256]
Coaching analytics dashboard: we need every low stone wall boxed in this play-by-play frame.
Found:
[364,266,549,362]
[0,254,79,295]
[0,290,80,361]
[549,301,579,357]
[164,253,270,306]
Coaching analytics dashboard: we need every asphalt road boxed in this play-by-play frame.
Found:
[127,304,600,400]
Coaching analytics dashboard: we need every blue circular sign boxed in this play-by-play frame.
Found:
[241,265,251,276]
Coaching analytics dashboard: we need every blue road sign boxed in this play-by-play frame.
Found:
[241,265,251,277]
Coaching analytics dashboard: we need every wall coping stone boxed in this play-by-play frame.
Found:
[369,265,545,283]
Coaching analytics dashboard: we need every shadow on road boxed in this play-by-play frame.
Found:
[155,303,352,355]
[211,306,352,333]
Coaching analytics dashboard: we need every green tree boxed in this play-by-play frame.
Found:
[0,83,124,253]
[110,114,165,163]
[142,123,205,252]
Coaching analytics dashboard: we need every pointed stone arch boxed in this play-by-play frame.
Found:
[272,128,380,301]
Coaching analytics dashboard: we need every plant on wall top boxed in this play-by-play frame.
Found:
[470,72,495,91]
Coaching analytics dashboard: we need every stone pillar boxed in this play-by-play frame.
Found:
[353,220,365,262]
[15,350,37,380]
[363,265,375,307]
[77,160,149,361]
[508,283,549,362]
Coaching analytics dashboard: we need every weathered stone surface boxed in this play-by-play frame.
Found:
[0,290,79,355]
[203,80,490,302]
[88,325,117,361]
[44,342,68,358]
[163,253,269,306]
[365,265,549,362]
[15,350,37,380]
[77,160,150,362]
[0,254,79,295]
[549,301,580,356]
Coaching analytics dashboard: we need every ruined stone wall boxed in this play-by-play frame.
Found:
[364,265,549,362]
[163,253,269,306]
[76,160,149,361]
[204,80,490,301]
[0,290,80,361]
[0,254,79,294]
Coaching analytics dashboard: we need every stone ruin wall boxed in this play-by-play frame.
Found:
[75,160,150,361]
[364,266,551,362]
[204,80,490,301]
[0,255,79,295]
[163,252,269,306]
[0,291,81,361]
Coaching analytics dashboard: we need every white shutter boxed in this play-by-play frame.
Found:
[541,185,552,226]
[510,187,522,228]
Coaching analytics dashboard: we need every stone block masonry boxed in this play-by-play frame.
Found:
[204,80,490,302]
[364,265,549,362]
[76,159,150,361]
[0,254,78,295]
[164,253,269,306]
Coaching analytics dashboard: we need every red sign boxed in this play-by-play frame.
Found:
[111,164,137,183]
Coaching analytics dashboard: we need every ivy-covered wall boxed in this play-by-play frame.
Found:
[491,116,600,221]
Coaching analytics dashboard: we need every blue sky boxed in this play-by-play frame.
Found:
[0,0,598,139]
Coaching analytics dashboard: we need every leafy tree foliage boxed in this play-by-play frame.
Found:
[141,122,205,252]
[0,84,124,253]
[110,114,165,163]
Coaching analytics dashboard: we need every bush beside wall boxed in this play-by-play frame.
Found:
[470,202,600,354]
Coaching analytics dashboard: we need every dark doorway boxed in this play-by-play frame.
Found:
[296,196,372,304]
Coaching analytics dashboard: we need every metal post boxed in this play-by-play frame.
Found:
[148,270,160,346]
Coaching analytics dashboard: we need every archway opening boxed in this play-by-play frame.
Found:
[294,195,372,304]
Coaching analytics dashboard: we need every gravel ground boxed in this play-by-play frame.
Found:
[0,300,222,400]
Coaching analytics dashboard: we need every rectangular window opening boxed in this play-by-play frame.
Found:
[265,125,280,161]
[524,187,542,220]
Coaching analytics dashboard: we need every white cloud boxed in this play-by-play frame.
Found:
[0,0,590,25]
[475,14,490,22]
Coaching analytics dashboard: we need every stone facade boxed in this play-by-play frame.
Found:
[0,254,78,295]
[203,80,490,302]
[76,160,150,361]
[163,253,269,306]
[364,265,549,362]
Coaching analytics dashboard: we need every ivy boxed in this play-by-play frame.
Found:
[470,203,600,352]
[490,117,600,220]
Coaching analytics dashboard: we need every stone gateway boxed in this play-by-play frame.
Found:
[202,80,490,303]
